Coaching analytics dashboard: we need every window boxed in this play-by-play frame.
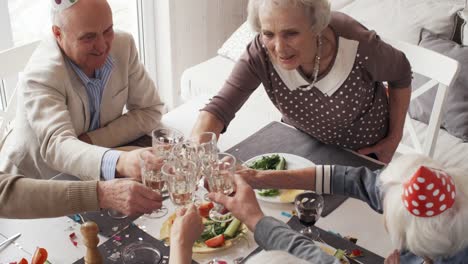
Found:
[0,0,148,111]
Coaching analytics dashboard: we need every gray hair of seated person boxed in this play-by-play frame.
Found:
[245,250,310,264]
[247,0,331,33]
[380,154,468,260]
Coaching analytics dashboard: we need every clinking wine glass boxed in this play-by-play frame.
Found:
[294,192,324,241]
[162,161,198,208]
[191,132,218,201]
[140,149,168,218]
[206,152,236,222]
[152,127,184,160]
[172,140,204,202]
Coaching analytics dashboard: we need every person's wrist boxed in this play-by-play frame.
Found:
[97,181,111,209]
[171,233,194,249]
[248,169,264,189]
[245,211,265,232]
[115,152,127,178]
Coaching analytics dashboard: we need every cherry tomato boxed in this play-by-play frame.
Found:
[205,234,225,248]
[31,247,48,264]
[198,202,214,218]
[18,258,28,264]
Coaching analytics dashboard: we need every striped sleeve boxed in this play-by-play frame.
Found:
[314,165,334,195]
[101,150,122,180]
[319,165,384,213]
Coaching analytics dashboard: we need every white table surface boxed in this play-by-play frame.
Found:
[0,97,394,263]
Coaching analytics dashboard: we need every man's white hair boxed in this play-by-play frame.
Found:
[245,250,310,264]
[380,154,468,259]
[247,0,331,33]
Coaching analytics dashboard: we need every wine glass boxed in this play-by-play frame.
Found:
[152,127,184,160]
[206,152,236,222]
[162,161,198,208]
[140,149,168,218]
[294,192,324,241]
[172,140,203,202]
[191,132,218,201]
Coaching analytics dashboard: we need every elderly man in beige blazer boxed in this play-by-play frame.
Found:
[0,0,164,181]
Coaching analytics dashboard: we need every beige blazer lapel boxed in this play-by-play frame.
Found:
[64,62,91,132]
[100,64,127,125]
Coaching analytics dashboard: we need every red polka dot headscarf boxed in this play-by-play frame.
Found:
[52,0,79,11]
[402,166,456,217]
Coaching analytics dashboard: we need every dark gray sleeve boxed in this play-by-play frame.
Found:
[254,216,341,264]
[315,165,384,214]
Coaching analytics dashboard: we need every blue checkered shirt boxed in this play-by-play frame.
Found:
[68,56,121,180]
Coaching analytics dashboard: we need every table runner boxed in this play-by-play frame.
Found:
[226,121,384,217]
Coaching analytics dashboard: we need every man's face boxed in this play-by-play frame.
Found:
[54,0,114,76]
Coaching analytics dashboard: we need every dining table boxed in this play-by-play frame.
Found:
[0,121,388,264]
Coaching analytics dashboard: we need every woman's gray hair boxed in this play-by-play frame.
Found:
[245,250,310,264]
[380,154,468,259]
[247,0,331,33]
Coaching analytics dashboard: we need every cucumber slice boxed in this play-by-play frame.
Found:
[334,249,345,260]
[223,218,241,238]
[275,157,286,170]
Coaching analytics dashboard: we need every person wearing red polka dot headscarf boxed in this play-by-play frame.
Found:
[379,155,468,264]
[235,153,468,263]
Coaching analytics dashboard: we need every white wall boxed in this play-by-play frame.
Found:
[153,0,248,109]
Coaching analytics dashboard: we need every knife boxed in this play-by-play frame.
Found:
[0,233,21,249]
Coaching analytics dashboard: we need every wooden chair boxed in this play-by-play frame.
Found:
[0,40,40,143]
[384,38,460,158]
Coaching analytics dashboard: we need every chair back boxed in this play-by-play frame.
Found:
[384,38,460,158]
[0,40,40,142]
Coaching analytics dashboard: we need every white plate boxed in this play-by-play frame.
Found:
[315,241,350,264]
[244,153,315,204]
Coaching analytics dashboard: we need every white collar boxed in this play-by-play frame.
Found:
[272,37,359,96]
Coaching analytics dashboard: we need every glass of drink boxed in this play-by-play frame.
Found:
[152,128,184,160]
[162,161,198,208]
[206,152,236,222]
[191,132,218,201]
[294,192,324,241]
[172,140,204,202]
[140,149,167,218]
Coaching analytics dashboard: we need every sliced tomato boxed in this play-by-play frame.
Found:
[198,202,214,218]
[204,234,225,248]
[31,248,48,264]
[18,258,28,264]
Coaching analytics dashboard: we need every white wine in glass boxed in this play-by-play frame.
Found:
[140,150,168,218]
[162,161,197,208]
[207,153,236,222]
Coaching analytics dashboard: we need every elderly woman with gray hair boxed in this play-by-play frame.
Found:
[192,0,412,163]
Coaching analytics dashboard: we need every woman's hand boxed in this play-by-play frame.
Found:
[357,135,401,164]
[171,204,204,248]
[169,204,204,264]
[208,174,265,232]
